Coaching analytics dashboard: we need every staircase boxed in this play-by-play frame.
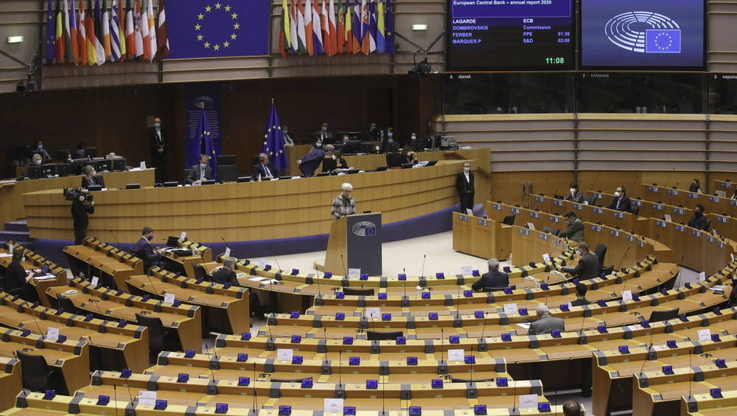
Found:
[0,220,34,249]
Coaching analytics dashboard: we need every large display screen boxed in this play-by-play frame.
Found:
[446,0,575,70]
[581,0,705,69]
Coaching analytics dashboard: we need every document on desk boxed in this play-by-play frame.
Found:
[33,274,56,281]
[517,323,531,330]
[249,277,267,282]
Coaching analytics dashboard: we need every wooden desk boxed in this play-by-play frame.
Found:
[159,239,211,278]
[452,212,512,260]
[0,244,67,307]
[0,357,21,412]
[63,239,143,292]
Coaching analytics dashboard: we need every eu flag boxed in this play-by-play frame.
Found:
[645,29,681,54]
[166,0,270,59]
[197,106,219,180]
[262,103,288,174]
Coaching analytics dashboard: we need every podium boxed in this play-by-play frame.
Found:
[321,213,383,276]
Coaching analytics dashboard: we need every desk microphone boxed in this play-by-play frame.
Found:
[616,245,632,275]
[87,297,106,319]
[544,276,551,306]
[403,268,407,298]
[204,345,217,382]
[338,350,343,388]
[268,245,282,273]
[456,285,461,318]
[144,268,160,296]
[381,371,386,416]
[688,348,693,400]
[511,379,518,412]
[267,315,275,341]
[480,311,488,340]
[209,342,219,359]
[638,342,654,377]
[421,255,427,280]
[251,363,259,416]
[125,381,134,408]
[113,383,118,416]
[440,328,445,365]
[469,346,474,383]
[28,309,44,336]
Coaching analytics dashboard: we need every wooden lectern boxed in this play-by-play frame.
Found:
[322,213,383,276]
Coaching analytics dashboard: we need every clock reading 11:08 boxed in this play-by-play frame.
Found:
[446,0,575,70]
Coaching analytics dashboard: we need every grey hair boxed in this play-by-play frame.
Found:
[341,183,353,191]
[487,258,500,271]
[536,304,549,316]
[224,257,237,269]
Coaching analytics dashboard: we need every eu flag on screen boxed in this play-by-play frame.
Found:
[262,103,288,173]
[166,0,270,59]
[645,29,681,54]
[197,106,219,180]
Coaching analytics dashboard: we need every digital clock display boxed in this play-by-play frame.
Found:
[446,0,575,70]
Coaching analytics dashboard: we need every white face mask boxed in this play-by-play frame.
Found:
[570,188,576,194]
[316,142,322,148]
[463,167,470,173]
[34,159,42,165]
[614,191,621,197]
[411,135,416,140]
[576,250,582,257]
[387,133,393,138]
[154,123,161,129]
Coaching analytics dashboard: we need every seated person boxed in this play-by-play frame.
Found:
[312,121,334,143]
[556,241,599,280]
[322,145,337,172]
[565,183,584,203]
[401,144,418,165]
[135,226,163,270]
[687,204,709,231]
[299,139,326,176]
[253,153,279,180]
[689,179,702,193]
[471,258,509,291]
[562,401,582,416]
[80,165,105,188]
[607,186,632,213]
[33,140,52,163]
[30,153,43,167]
[333,149,349,171]
[3,251,38,301]
[570,283,591,306]
[186,154,212,185]
[559,211,585,242]
[528,304,565,335]
[211,257,240,286]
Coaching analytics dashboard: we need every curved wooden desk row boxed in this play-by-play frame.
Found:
[0,357,21,412]
[0,328,90,395]
[1,243,67,308]
[24,161,468,243]
[0,168,155,225]
[2,391,571,416]
[126,267,250,335]
[638,184,737,219]
[0,292,149,373]
[683,391,737,416]
[45,278,203,352]
[64,239,144,292]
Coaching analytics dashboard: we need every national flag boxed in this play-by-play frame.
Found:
[384,0,393,54]
[94,0,105,64]
[311,0,323,55]
[101,0,111,60]
[352,0,360,54]
[344,0,352,53]
[69,0,80,64]
[336,0,345,54]
[279,0,290,57]
[85,0,97,65]
[140,0,151,59]
[63,0,73,63]
[368,0,376,53]
[146,0,157,61]
[125,0,135,58]
[328,0,337,54]
[304,0,313,55]
[376,0,385,53]
[360,0,369,54]
[45,0,55,65]
[110,0,122,61]
[320,0,331,56]
[289,0,298,55]
[155,0,169,59]
[295,0,307,54]
[55,0,65,63]
[196,106,218,181]
[118,0,126,59]
[77,0,87,65]
[134,0,144,58]
[261,102,289,174]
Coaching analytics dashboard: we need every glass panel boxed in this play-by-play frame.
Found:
[710,74,737,114]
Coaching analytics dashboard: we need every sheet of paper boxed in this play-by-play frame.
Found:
[698,329,711,341]
[138,391,156,406]
[542,253,551,263]
[461,266,473,275]
[224,247,231,258]
[0,253,11,258]
[348,268,361,279]
[33,275,56,281]
[257,259,266,269]
[621,290,632,302]
[163,293,176,304]
[365,307,381,319]
[517,323,530,329]
[91,276,99,287]
[699,272,706,281]
[46,327,59,341]
[447,349,464,362]
[276,349,294,362]
[180,232,186,241]
[249,277,267,282]
[519,394,539,409]
[139,161,146,170]
[324,399,344,414]
[503,303,518,315]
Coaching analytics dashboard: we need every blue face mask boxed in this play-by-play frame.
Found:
[147,235,154,241]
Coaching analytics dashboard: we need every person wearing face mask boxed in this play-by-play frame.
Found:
[456,161,475,214]
[33,140,52,163]
[322,145,337,172]
[382,127,397,153]
[556,241,599,280]
[135,226,164,271]
[607,186,632,213]
[687,204,709,230]
[559,211,585,242]
[689,179,703,193]
[148,116,168,182]
[363,122,380,141]
[333,149,349,171]
[564,183,584,203]
[299,139,326,176]
[71,189,95,245]
[409,132,422,151]
[312,121,334,144]
[282,125,294,147]
[331,183,356,220]
[186,154,212,185]
[81,165,105,188]
[30,153,43,167]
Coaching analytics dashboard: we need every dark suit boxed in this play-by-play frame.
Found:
[565,192,584,203]
[559,218,585,242]
[472,270,509,291]
[135,237,161,270]
[149,127,168,182]
[528,314,565,335]
[456,171,475,213]
[688,213,709,231]
[211,267,240,286]
[608,195,632,213]
[562,252,599,280]
[571,298,591,307]
[322,157,337,172]
[253,162,279,179]
[71,198,95,245]
[299,148,325,176]
[3,261,27,293]
[186,164,212,184]
[312,130,335,144]
[81,175,105,188]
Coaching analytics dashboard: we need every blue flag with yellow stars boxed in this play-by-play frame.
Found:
[197,106,219,180]
[166,0,270,59]
[262,102,288,173]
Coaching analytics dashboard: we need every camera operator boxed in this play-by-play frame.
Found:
[71,190,95,244]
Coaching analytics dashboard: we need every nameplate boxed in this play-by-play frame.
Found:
[593,193,603,200]
[610,230,620,237]
[718,241,724,249]
[709,196,720,203]
[590,225,602,233]
[459,215,469,222]
[731,200,737,207]
[717,216,729,224]
[548,216,560,223]
[639,240,645,248]
[655,221,667,228]
[688,193,698,199]
[593,208,603,215]
[534,196,545,203]
[553,200,564,207]
[529,211,540,219]
[572,204,583,211]
[477,219,488,226]
[722,182,732,189]
[675,225,686,233]
[649,186,659,192]
[538,233,549,241]
[632,200,643,207]
[673,208,684,215]
[519,229,531,236]
[692,230,701,237]
[652,204,663,211]
[491,204,502,210]
[510,208,520,214]
[667,189,678,196]
[613,212,625,219]
[626,235,635,242]
[707,235,714,243]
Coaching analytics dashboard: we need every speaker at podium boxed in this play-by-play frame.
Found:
[318,213,383,276]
